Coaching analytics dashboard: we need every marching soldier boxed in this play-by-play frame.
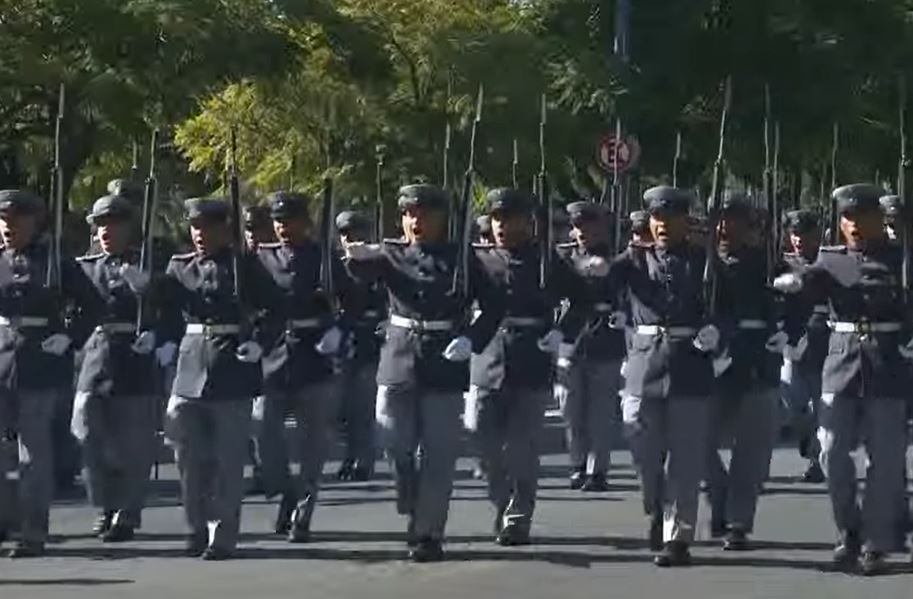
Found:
[774,183,911,575]
[612,186,720,567]
[343,184,503,562]
[158,198,271,561]
[476,215,494,244]
[777,209,826,483]
[880,194,904,243]
[336,209,385,482]
[554,201,626,492]
[71,194,161,542]
[0,189,97,557]
[254,192,348,541]
[466,188,577,545]
[705,194,780,550]
[629,210,652,244]
[244,204,275,252]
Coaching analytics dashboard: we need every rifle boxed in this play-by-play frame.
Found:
[672,130,682,187]
[228,129,246,303]
[763,84,776,282]
[610,118,623,253]
[828,122,840,244]
[319,175,335,300]
[131,140,140,182]
[451,84,483,299]
[47,83,65,292]
[375,146,385,242]
[135,129,158,332]
[536,94,553,290]
[702,76,733,316]
[512,138,519,189]
[899,75,909,304]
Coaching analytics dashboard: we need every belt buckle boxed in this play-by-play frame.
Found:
[856,321,871,334]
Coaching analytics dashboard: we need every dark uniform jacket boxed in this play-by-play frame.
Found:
[606,241,714,400]
[777,251,829,376]
[471,242,577,390]
[339,253,387,367]
[799,243,911,398]
[75,251,158,396]
[160,248,272,401]
[0,239,96,392]
[346,240,503,392]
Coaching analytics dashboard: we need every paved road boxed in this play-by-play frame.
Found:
[1,449,912,599]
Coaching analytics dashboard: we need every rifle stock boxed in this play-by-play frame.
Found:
[537,94,552,290]
[135,129,158,331]
[702,77,733,316]
[319,175,335,300]
[899,75,909,304]
[451,84,483,299]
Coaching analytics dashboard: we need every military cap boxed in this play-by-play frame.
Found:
[476,214,492,235]
[184,198,230,222]
[879,194,903,217]
[566,201,607,224]
[106,179,143,203]
[832,183,883,216]
[643,186,692,215]
[783,209,819,234]
[86,194,134,224]
[268,191,310,220]
[0,189,44,215]
[720,191,752,219]
[485,188,532,216]
[629,210,649,231]
[397,184,449,212]
[243,204,272,231]
[335,210,369,232]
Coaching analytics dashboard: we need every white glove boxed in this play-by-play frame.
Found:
[693,325,720,353]
[556,342,576,369]
[131,330,157,355]
[155,342,177,367]
[0,258,14,286]
[712,352,732,377]
[315,326,343,356]
[620,359,629,378]
[344,242,382,261]
[536,329,563,354]
[41,333,72,356]
[578,255,610,278]
[765,331,789,354]
[442,336,472,362]
[780,358,794,385]
[608,311,627,330]
[463,387,480,432]
[70,391,91,442]
[236,341,263,363]
[773,273,803,294]
[121,264,152,294]
[251,396,266,422]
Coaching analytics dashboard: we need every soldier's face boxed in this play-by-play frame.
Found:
[840,210,883,248]
[273,217,310,246]
[95,217,130,255]
[0,212,39,250]
[571,217,608,249]
[790,230,819,257]
[402,206,446,243]
[245,225,275,251]
[650,212,687,246]
[717,215,748,251]
[491,212,532,249]
[190,220,230,255]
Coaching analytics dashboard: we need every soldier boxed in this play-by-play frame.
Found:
[704,193,780,550]
[0,189,97,557]
[629,210,652,244]
[774,183,911,575]
[612,186,720,567]
[253,191,347,542]
[466,188,577,545]
[244,204,275,252]
[476,215,494,244]
[158,198,270,561]
[880,194,904,243]
[335,209,385,482]
[343,184,503,562]
[70,194,161,542]
[777,209,826,483]
[554,201,626,492]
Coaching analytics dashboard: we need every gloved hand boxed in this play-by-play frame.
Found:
[608,311,627,330]
[536,329,563,354]
[315,326,343,356]
[772,273,803,293]
[578,255,610,278]
[70,391,91,442]
[556,342,576,369]
[462,387,480,432]
[131,330,157,355]
[236,341,263,363]
[712,352,732,377]
[620,359,629,378]
[121,264,152,294]
[251,396,266,422]
[155,342,177,367]
[442,336,472,362]
[344,242,383,261]
[779,357,794,385]
[693,325,720,353]
[41,333,72,356]
[765,330,789,354]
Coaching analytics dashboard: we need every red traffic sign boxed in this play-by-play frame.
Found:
[597,135,640,173]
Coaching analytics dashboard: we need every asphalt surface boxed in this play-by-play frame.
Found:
[1,449,912,599]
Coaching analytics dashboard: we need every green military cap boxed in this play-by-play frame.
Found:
[243,204,272,231]
[565,201,607,225]
[0,189,44,216]
[335,209,369,233]
[184,197,230,223]
[86,194,134,224]
[783,209,819,234]
[107,179,143,203]
[268,191,311,220]
[833,183,883,216]
[397,184,448,212]
[485,188,532,216]
[879,194,903,218]
[720,191,752,219]
[643,186,692,215]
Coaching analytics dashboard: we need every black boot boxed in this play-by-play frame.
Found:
[201,546,232,561]
[337,459,355,481]
[569,467,586,490]
[93,510,114,536]
[648,515,663,552]
[350,464,373,482]
[7,541,45,559]
[184,530,208,558]
[496,523,530,547]
[860,550,887,576]
[101,523,135,543]
[409,538,444,562]
[274,492,297,535]
[287,511,311,544]
[582,472,609,492]
[654,541,691,567]
[722,527,749,551]
[832,530,861,572]
[802,461,825,484]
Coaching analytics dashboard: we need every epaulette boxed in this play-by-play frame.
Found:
[472,242,495,250]
[820,245,847,254]
[382,238,408,246]
[170,251,196,262]
[76,253,105,262]
[556,242,576,250]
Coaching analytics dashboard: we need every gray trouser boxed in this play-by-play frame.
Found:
[782,362,823,462]
[376,384,462,541]
[706,387,778,532]
[622,395,710,544]
[255,381,338,523]
[165,396,251,552]
[78,394,157,527]
[340,363,377,467]
[0,389,57,544]
[818,394,908,553]
[558,357,621,474]
[468,386,544,530]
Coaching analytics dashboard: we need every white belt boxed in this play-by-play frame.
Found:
[186,323,241,335]
[97,322,136,335]
[0,316,49,328]
[288,318,323,329]
[388,314,453,332]
[593,302,613,313]
[502,317,545,328]
[635,325,698,338]
[737,319,768,330]
[828,321,903,334]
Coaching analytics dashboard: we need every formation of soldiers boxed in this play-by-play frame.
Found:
[0,177,911,578]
